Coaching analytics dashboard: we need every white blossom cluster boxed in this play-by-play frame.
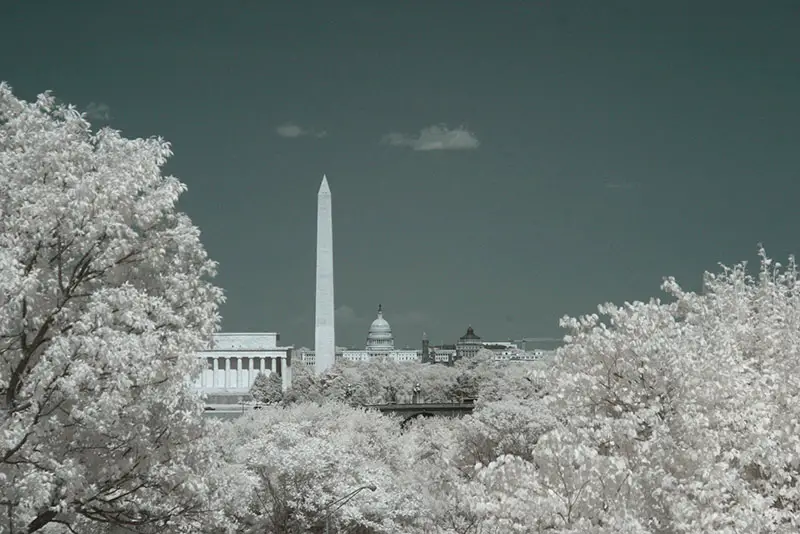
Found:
[0,84,242,534]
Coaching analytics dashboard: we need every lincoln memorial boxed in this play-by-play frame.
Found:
[194,333,293,396]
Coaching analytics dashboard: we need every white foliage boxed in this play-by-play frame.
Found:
[0,84,235,533]
[225,402,424,533]
[455,397,557,467]
[546,248,800,532]
[401,248,800,533]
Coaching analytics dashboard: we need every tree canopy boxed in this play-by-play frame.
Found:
[0,84,239,533]
[283,351,540,407]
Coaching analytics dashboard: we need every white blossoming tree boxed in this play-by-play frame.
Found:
[0,84,237,533]
[406,248,800,532]
[402,415,495,534]
[531,248,800,531]
[225,402,424,534]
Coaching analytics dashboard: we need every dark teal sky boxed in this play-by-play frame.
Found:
[2,1,798,349]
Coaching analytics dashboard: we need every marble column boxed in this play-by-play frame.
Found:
[281,355,291,391]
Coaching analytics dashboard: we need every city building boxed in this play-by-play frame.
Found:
[296,321,558,369]
[456,326,482,361]
[421,326,482,365]
[421,333,457,365]
[479,337,557,363]
[295,305,420,367]
[480,341,518,356]
[194,333,293,406]
[423,331,558,366]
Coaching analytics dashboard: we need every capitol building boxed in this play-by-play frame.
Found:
[295,305,419,368]
[294,306,553,369]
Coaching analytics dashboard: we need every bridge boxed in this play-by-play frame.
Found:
[203,400,478,425]
[363,401,476,427]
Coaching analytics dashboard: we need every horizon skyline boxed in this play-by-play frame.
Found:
[313,173,563,352]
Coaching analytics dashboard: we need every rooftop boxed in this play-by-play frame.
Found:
[459,326,481,341]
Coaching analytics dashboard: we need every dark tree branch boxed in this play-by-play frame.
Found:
[26,509,57,533]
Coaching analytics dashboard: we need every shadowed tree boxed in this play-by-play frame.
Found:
[250,372,283,404]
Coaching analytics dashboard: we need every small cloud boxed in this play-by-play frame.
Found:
[276,123,303,138]
[85,102,111,121]
[276,122,327,139]
[383,124,480,151]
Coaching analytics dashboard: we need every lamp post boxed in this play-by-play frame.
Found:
[322,484,377,534]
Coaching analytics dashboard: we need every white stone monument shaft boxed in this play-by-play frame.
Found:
[314,175,336,373]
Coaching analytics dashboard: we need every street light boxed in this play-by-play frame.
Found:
[322,484,377,534]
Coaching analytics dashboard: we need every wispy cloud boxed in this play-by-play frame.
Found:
[383,124,480,151]
[276,122,327,139]
[85,102,111,121]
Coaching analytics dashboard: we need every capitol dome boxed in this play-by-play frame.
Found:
[366,304,394,354]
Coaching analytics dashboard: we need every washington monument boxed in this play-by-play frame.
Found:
[314,175,336,373]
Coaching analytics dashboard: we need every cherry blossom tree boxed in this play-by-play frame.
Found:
[475,361,542,402]
[299,353,546,407]
[453,347,495,371]
[286,360,456,405]
[454,397,556,469]
[225,402,423,533]
[327,360,416,404]
[0,84,237,533]
[399,416,488,533]
[414,363,461,403]
[447,372,480,403]
[401,248,800,532]
[532,248,800,531]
